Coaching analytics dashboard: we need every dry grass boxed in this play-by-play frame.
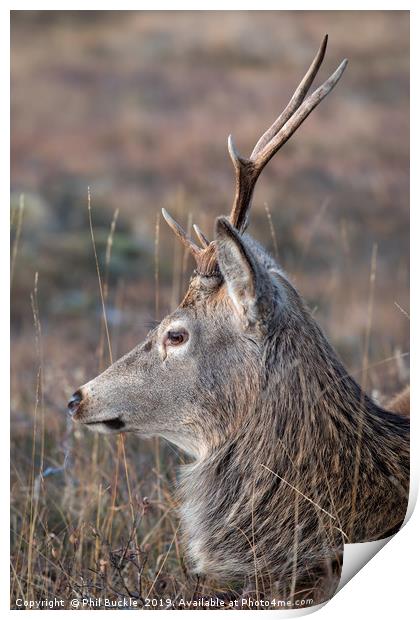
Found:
[10,10,409,610]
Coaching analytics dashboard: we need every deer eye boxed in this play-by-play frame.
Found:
[164,329,189,347]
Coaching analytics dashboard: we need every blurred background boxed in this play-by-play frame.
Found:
[10,10,409,606]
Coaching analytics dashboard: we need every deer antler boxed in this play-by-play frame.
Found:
[162,208,219,276]
[228,35,347,232]
[162,35,347,274]
[161,208,201,257]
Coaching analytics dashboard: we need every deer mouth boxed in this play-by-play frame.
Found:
[85,418,126,431]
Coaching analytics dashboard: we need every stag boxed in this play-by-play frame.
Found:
[68,36,409,605]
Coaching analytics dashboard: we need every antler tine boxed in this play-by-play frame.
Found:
[255,58,348,168]
[229,37,348,233]
[251,34,328,158]
[193,224,210,248]
[161,208,201,256]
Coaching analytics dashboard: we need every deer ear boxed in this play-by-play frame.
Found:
[215,217,268,327]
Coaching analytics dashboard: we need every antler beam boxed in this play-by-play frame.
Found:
[228,35,347,233]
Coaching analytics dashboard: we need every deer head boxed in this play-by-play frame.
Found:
[68,36,348,460]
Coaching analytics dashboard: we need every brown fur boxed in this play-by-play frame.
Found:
[387,387,410,418]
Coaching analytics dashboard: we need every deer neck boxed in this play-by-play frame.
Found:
[178,314,409,578]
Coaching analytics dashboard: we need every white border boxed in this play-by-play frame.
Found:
[4,3,418,619]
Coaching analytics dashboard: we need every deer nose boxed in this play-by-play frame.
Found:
[68,390,83,416]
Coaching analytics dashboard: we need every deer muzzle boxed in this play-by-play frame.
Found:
[67,384,126,432]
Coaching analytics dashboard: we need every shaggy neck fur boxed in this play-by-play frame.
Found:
[178,274,409,599]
